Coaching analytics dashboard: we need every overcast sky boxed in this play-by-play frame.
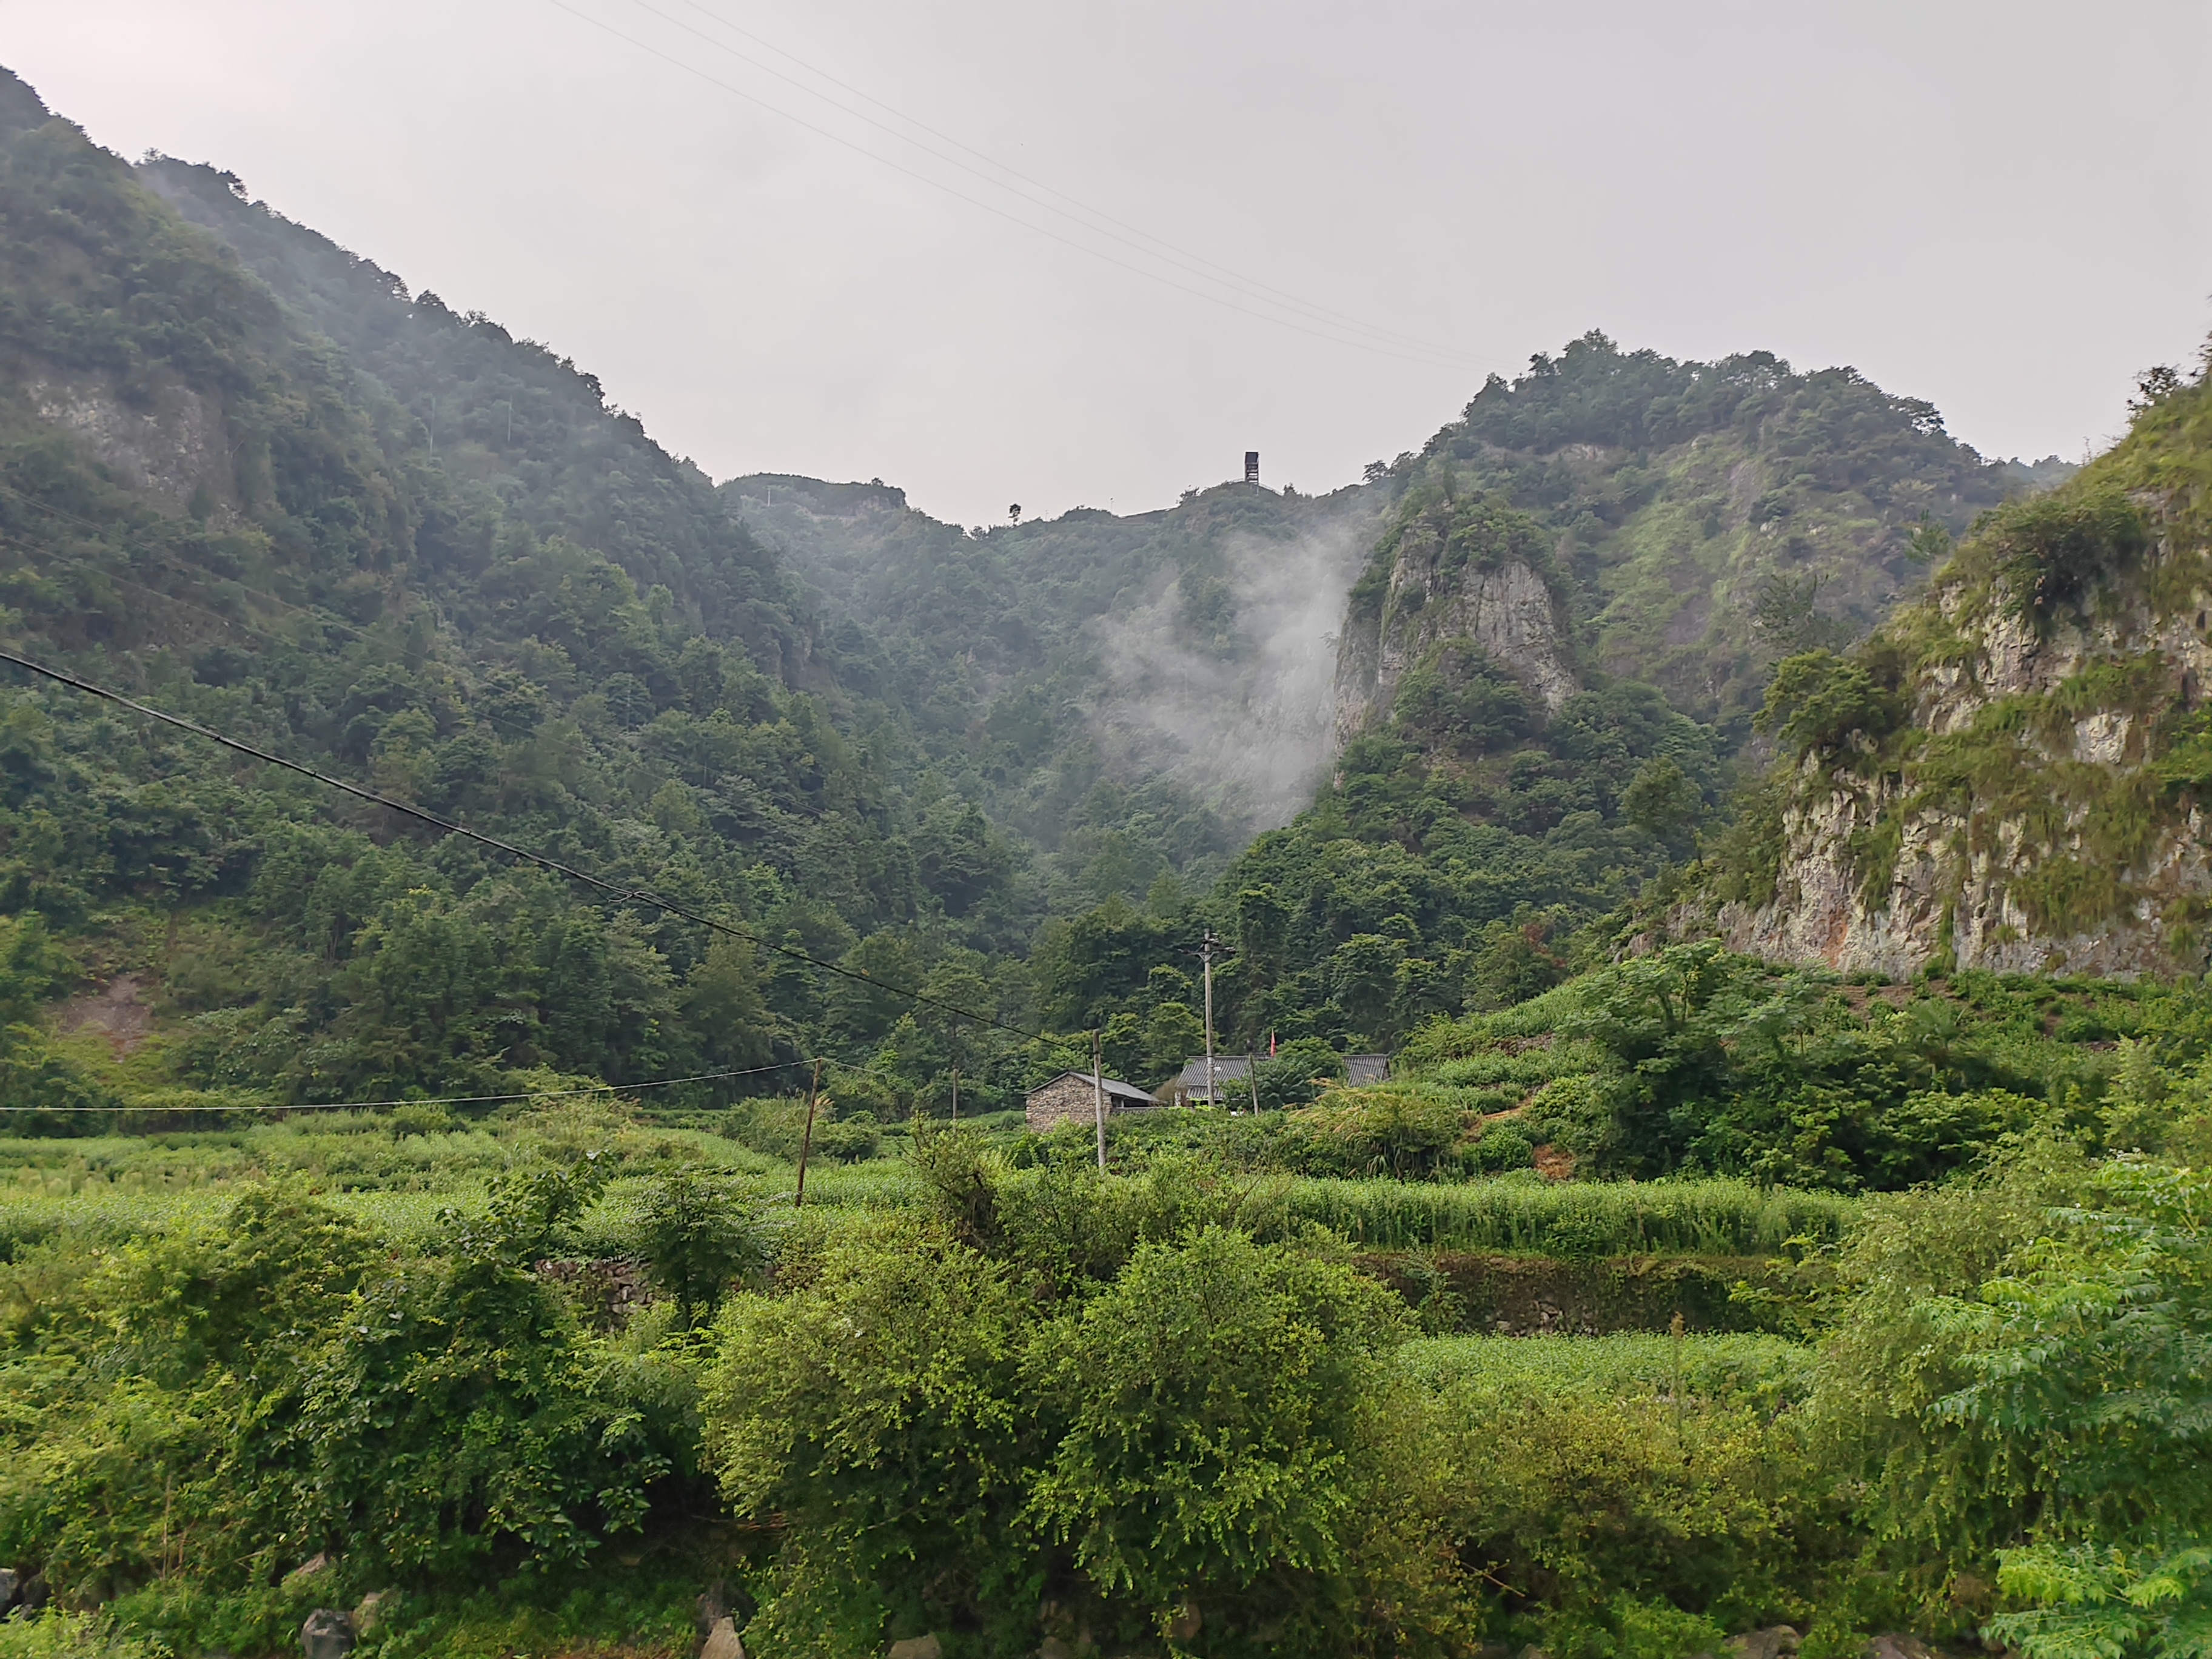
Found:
[6,1,2210,526]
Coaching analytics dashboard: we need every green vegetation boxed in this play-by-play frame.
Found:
[753,331,2063,1063]
[728,472,1367,907]
[0,68,1117,1125]
[1,52,2208,1659]
[1419,329,2053,732]
[1,1051,2207,1657]
[1711,343,2212,955]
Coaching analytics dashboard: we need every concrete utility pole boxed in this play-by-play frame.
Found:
[1090,1030,1107,1170]
[950,1066,959,1125]
[1199,930,1221,1108]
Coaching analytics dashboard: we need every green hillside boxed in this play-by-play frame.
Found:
[729,472,1384,909]
[1415,330,2065,734]
[1031,338,2066,1061]
[0,67,1065,1122]
[1,53,2209,1659]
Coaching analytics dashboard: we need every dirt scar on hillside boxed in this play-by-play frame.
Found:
[57,973,155,1054]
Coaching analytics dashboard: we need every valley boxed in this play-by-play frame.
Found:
[0,54,2207,1659]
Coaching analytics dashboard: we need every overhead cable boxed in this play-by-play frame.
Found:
[630,0,1484,366]
[540,0,1481,374]
[0,645,1050,1042]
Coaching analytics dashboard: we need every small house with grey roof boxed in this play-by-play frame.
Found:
[1024,1071,1159,1133]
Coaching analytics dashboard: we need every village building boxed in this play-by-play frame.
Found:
[1166,1051,1392,1104]
[1024,1071,1160,1133]
[1165,1055,1252,1105]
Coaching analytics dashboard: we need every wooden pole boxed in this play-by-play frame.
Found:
[1091,1029,1107,1171]
[1201,930,1219,1107]
[794,1057,823,1207]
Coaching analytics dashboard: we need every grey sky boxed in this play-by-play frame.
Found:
[7,1,2209,527]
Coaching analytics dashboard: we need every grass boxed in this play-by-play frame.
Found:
[1284,1174,1852,1255]
[1398,1330,1813,1401]
[1,1104,1858,1278]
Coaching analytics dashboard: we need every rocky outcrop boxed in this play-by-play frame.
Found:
[1714,461,2212,977]
[23,370,235,518]
[300,1608,355,1659]
[1333,507,1577,747]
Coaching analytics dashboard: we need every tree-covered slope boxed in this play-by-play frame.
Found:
[729,472,1386,899]
[1028,337,2074,1071]
[0,65,1057,1120]
[1399,330,2062,736]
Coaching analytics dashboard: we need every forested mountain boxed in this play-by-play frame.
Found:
[0,65,1053,1120]
[1029,339,2068,1062]
[0,56,2090,1129]
[1407,333,2066,733]
[7,54,2212,1659]
[729,471,1383,900]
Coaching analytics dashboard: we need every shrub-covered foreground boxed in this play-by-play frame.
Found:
[0,1071,2207,1659]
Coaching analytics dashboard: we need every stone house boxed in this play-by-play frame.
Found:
[1165,1051,1390,1105]
[1024,1071,1159,1133]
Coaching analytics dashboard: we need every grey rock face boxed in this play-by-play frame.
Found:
[300,1608,355,1659]
[1718,544,2212,977]
[1334,517,1578,749]
[1727,1627,1803,1659]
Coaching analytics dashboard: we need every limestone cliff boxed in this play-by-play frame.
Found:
[1333,487,1578,747]
[1708,363,2212,976]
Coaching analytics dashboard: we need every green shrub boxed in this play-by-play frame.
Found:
[634,1164,774,1319]
[1755,649,1903,762]
[1276,1089,1467,1179]
[1989,482,2151,634]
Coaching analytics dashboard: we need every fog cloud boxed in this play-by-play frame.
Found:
[1091,504,1382,829]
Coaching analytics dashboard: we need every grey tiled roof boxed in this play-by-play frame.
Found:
[1171,1056,1252,1089]
[1025,1071,1157,1107]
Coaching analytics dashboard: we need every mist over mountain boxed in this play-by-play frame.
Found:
[729,471,1386,837]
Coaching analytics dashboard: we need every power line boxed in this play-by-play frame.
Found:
[0,645,1051,1042]
[539,0,1483,374]
[0,480,640,755]
[0,488,1050,1052]
[629,0,1486,366]
[0,1059,814,1113]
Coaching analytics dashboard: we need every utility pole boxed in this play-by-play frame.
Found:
[1248,1049,1261,1114]
[793,1058,823,1206]
[949,1066,959,1125]
[1199,930,1221,1108]
[1091,1029,1107,1170]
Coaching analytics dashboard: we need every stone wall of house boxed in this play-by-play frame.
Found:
[1024,1076,1158,1133]
[1025,1074,1104,1133]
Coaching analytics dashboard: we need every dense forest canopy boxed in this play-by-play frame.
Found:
[0,69,1056,1121]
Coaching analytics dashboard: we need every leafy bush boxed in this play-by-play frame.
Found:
[1989,483,2151,633]
[1276,1089,1467,1179]
[1755,649,1904,762]
[634,1164,774,1318]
